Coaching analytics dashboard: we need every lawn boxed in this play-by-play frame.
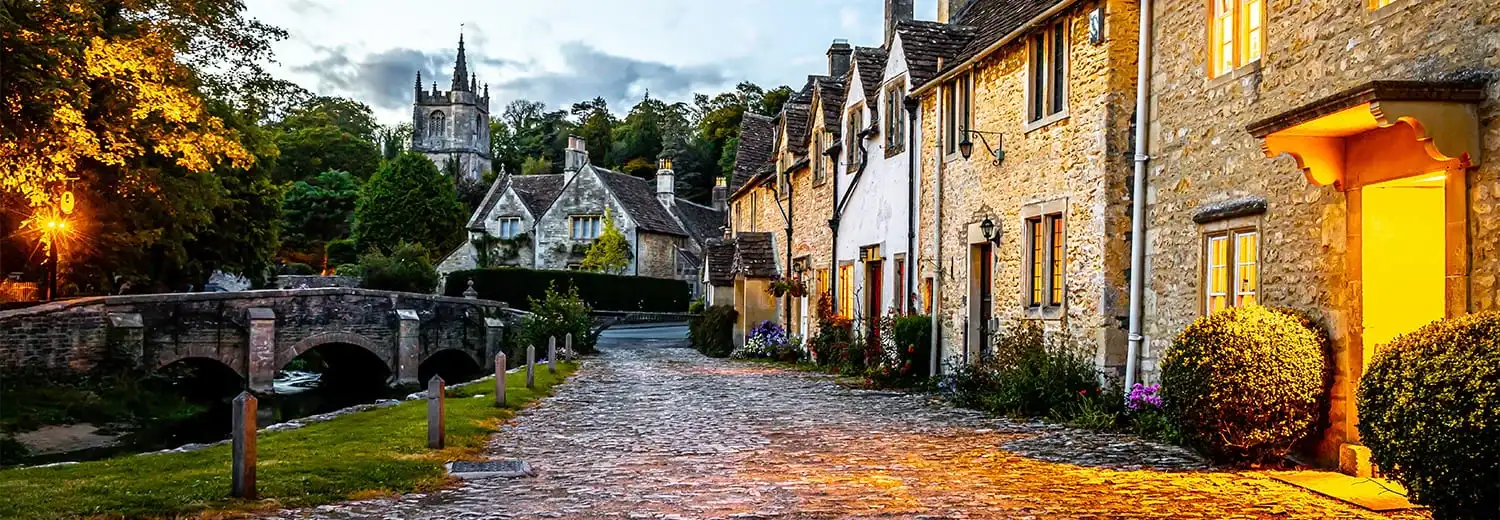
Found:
[0,362,577,519]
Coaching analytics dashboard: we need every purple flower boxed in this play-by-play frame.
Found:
[1126,383,1163,411]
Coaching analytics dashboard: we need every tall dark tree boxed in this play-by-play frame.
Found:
[272,97,382,182]
[279,169,361,264]
[353,152,466,257]
[571,97,616,165]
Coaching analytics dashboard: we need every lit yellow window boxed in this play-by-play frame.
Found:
[816,268,830,300]
[1030,219,1045,305]
[1370,0,1395,8]
[1051,217,1064,304]
[838,264,855,318]
[1205,230,1259,314]
[1210,0,1264,77]
[1025,214,1065,308]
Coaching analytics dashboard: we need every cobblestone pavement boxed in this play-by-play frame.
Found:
[274,328,1427,519]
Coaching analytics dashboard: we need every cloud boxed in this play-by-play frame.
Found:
[491,42,729,112]
[292,46,484,112]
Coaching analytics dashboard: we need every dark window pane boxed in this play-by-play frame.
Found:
[1052,24,1066,114]
[1031,37,1045,121]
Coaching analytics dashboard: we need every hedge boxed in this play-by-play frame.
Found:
[445,267,691,312]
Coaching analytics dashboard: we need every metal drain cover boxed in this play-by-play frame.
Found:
[446,459,536,479]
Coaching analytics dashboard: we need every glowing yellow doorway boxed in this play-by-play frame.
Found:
[1360,174,1446,366]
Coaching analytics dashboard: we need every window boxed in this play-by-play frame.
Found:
[1024,213,1065,308]
[847,104,865,172]
[473,114,481,137]
[922,277,934,314]
[838,264,855,318]
[1028,22,1068,124]
[816,268,830,301]
[1210,0,1263,77]
[428,111,445,139]
[1369,0,1395,8]
[570,215,602,240]
[812,129,826,184]
[943,74,972,156]
[497,217,522,239]
[893,255,906,313]
[1205,229,1259,313]
[885,80,906,153]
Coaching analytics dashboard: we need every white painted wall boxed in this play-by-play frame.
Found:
[834,38,917,330]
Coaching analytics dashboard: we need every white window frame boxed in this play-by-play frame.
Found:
[1209,0,1264,78]
[1203,228,1259,314]
[496,217,522,239]
[570,215,602,240]
[1026,20,1070,128]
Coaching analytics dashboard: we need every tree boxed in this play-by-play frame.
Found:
[353,152,466,257]
[376,123,412,161]
[272,97,382,182]
[581,211,630,274]
[756,86,796,116]
[280,170,361,263]
[521,156,553,176]
[357,242,439,294]
[571,97,616,165]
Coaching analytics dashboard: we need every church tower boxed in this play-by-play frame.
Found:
[411,34,492,183]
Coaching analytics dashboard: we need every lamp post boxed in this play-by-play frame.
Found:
[44,218,64,301]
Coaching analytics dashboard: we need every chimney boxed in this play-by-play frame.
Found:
[711,177,728,212]
[827,39,853,79]
[938,0,970,24]
[564,135,587,182]
[884,0,913,47]
[655,158,676,207]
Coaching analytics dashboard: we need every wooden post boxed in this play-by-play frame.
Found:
[565,333,574,361]
[548,336,557,374]
[231,392,257,499]
[427,376,446,449]
[526,345,536,389]
[494,352,507,408]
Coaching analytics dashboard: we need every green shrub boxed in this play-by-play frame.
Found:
[1358,312,1500,519]
[689,305,738,358]
[280,262,317,276]
[325,238,358,267]
[516,283,596,355]
[1159,305,1326,463]
[944,321,1102,418]
[333,263,361,277]
[446,268,690,312]
[357,242,439,294]
[869,314,933,387]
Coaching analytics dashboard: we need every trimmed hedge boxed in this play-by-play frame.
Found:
[689,305,737,358]
[446,268,690,312]
[1160,305,1327,463]
[1358,312,1500,519]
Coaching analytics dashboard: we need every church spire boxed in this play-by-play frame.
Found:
[451,32,470,92]
[414,70,423,98]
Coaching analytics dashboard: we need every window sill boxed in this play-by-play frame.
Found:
[1206,60,1261,90]
[883,145,905,159]
[1023,304,1066,321]
[1024,111,1070,133]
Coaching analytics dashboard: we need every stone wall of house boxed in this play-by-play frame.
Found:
[474,188,538,268]
[1144,0,1500,464]
[637,232,682,279]
[918,0,1138,372]
[536,168,639,272]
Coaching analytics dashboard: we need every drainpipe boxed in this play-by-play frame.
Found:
[905,97,920,318]
[1125,0,1155,390]
[831,127,879,317]
[929,97,944,377]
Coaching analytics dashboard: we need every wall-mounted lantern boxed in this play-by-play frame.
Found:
[980,217,999,244]
[959,129,1006,166]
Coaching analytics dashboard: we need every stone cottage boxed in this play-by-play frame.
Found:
[438,136,727,298]
[411,34,492,184]
[907,0,1141,374]
[1137,0,1499,473]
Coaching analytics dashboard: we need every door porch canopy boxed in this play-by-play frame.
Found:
[1247,81,1485,190]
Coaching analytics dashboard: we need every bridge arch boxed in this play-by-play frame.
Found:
[277,332,392,372]
[156,350,246,379]
[418,347,484,387]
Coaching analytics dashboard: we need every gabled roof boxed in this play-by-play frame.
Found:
[852,46,889,103]
[731,232,778,279]
[815,77,847,139]
[782,102,812,156]
[705,238,737,287]
[895,19,978,89]
[938,0,1069,80]
[593,167,688,237]
[670,201,727,249]
[466,174,512,230]
[730,114,776,194]
[510,174,565,217]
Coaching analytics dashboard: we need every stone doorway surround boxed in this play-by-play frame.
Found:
[1248,80,1484,477]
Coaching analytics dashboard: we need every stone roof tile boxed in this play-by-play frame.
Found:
[705,238,737,287]
[895,19,977,89]
[730,114,776,194]
[731,232,779,279]
[852,46,889,104]
[594,167,688,236]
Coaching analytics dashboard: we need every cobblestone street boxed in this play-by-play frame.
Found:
[274,326,1426,520]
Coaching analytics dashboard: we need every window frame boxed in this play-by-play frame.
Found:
[1026,20,1070,128]
[884,79,906,156]
[812,128,826,185]
[1207,0,1265,78]
[838,263,856,318]
[496,217,523,239]
[943,73,973,159]
[892,254,907,314]
[428,110,446,139]
[847,103,865,173]
[1202,227,1260,314]
[1021,199,1068,319]
[569,214,603,240]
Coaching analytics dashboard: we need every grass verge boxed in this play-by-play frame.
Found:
[0,362,578,519]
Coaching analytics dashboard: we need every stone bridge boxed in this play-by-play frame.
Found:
[0,288,507,393]
[588,310,698,334]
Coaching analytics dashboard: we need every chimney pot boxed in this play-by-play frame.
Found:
[712,177,728,212]
[884,0,914,47]
[564,135,588,180]
[656,159,676,206]
[827,39,853,79]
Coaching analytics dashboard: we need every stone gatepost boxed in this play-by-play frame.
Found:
[396,309,421,386]
[484,317,505,371]
[106,312,145,369]
[247,308,276,393]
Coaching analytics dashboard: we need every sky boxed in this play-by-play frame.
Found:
[245,0,940,125]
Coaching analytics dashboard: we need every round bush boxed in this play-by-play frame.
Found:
[1358,312,1500,519]
[1159,305,1327,463]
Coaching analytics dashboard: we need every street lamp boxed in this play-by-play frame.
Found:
[42,217,67,301]
[958,129,1006,166]
[980,216,998,244]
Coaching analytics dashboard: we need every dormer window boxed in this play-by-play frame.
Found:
[846,104,865,172]
[885,79,906,154]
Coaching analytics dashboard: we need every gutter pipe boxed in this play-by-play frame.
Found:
[1125,0,1154,390]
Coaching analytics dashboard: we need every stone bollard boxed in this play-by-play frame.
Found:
[494,352,508,408]
[548,336,558,374]
[565,333,574,361]
[526,345,536,389]
[427,376,446,449]
[231,392,257,499]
